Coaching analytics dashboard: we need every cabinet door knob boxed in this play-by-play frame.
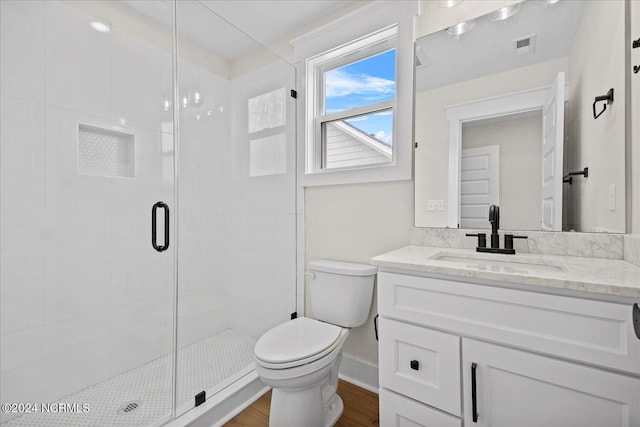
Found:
[410,360,419,370]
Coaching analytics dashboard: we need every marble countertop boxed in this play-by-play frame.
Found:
[371,246,640,299]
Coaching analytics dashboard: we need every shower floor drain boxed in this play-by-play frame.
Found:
[118,400,142,415]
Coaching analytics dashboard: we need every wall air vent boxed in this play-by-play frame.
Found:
[513,34,536,56]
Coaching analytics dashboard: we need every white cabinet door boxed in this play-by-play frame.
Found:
[462,338,640,427]
[380,388,461,427]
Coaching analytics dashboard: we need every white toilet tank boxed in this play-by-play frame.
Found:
[308,260,377,328]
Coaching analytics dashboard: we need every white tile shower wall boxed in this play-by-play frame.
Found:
[0,0,45,103]
[410,227,625,259]
[0,93,46,423]
[1,1,299,418]
[111,27,174,133]
[0,1,177,420]
[44,1,112,120]
[177,55,233,349]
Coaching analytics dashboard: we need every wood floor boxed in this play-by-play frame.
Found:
[225,380,379,426]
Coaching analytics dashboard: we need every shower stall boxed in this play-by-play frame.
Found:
[0,1,297,425]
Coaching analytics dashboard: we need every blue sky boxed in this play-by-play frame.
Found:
[325,49,396,144]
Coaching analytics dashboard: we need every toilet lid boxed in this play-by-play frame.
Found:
[254,318,342,364]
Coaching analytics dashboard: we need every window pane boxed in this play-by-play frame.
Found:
[324,49,396,114]
[322,110,393,170]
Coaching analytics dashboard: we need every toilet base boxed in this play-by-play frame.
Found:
[325,394,344,427]
[269,387,343,427]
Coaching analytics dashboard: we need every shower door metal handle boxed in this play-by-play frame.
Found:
[152,202,170,252]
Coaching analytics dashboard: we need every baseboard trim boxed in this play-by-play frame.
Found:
[338,355,379,394]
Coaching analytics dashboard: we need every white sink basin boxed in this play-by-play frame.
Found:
[430,252,564,273]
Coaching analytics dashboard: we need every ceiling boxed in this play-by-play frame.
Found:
[415,0,585,92]
[123,0,356,62]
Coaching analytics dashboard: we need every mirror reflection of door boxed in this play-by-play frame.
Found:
[460,146,499,229]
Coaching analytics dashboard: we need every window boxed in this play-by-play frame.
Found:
[306,26,399,175]
[295,1,416,186]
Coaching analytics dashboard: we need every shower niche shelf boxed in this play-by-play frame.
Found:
[78,124,135,178]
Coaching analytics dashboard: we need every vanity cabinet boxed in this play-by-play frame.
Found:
[377,272,640,427]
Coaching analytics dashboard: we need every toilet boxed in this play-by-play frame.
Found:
[254,260,377,427]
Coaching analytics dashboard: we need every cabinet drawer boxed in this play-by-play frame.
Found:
[378,272,640,375]
[379,317,461,416]
[380,388,461,427]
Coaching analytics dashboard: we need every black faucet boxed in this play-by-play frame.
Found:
[489,205,500,249]
[466,204,527,254]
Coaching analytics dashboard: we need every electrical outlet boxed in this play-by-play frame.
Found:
[428,200,444,211]
[609,184,615,211]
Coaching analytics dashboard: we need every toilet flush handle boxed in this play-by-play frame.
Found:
[305,271,316,280]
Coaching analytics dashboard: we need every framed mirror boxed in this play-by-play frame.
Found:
[414,0,627,233]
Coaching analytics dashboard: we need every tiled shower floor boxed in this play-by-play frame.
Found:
[2,329,257,427]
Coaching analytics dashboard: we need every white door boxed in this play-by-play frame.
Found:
[460,146,499,229]
[462,338,640,427]
[541,72,565,231]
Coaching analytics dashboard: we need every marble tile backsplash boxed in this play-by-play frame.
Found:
[410,228,625,260]
[624,235,640,267]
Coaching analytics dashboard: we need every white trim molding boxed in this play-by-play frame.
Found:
[339,354,380,394]
[445,85,555,228]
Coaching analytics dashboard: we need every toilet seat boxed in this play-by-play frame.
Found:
[255,318,344,370]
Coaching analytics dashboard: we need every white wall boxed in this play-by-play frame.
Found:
[304,181,413,365]
[565,0,626,233]
[462,113,542,230]
[415,57,569,227]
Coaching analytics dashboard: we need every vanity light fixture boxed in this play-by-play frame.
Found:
[90,21,110,33]
[438,0,463,7]
[445,19,475,37]
[488,3,521,22]
[546,0,560,4]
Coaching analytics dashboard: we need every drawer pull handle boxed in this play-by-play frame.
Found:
[471,362,478,422]
[633,303,640,340]
[410,360,419,370]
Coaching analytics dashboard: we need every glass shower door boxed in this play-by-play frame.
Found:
[173,0,298,418]
[0,1,176,425]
